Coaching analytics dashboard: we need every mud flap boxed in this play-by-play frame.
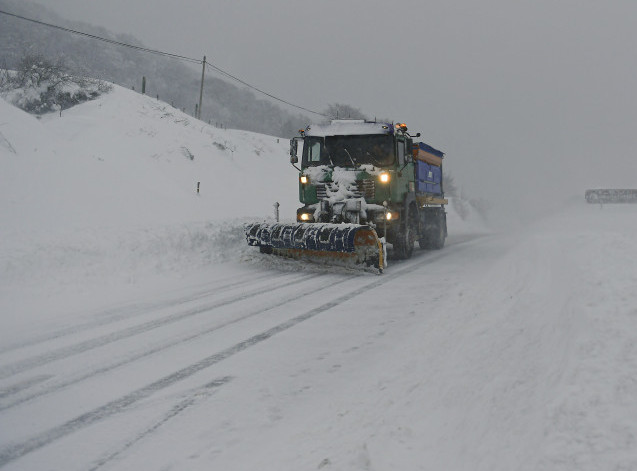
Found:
[245,223,385,273]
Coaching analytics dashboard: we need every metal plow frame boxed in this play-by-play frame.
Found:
[245,223,385,273]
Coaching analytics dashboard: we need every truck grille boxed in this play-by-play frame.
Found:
[357,179,376,199]
[315,180,375,200]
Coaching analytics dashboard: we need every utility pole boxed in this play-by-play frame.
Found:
[197,56,206,119]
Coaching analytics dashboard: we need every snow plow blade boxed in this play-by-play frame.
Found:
[585,189,637,204]
[245,223,385,273]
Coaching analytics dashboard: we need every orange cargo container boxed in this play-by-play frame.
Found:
[412,142,444,167]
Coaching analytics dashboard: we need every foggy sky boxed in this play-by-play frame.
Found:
[40,0,637,222]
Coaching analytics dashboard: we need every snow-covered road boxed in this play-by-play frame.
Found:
[1,202,636,470]
[0,231,481,467]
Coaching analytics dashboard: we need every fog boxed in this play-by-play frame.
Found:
[40,0,637,225]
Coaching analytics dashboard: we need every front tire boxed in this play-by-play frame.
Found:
[392,209,417,260]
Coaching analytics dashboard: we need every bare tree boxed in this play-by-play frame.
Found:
[14,53,68,88]
[323,103,367,121]
[0,52,111,114]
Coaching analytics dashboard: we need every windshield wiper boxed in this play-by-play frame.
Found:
[343,148,358,167]
[364,149,385,167]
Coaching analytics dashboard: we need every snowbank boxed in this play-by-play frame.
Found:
[0,87,297,313]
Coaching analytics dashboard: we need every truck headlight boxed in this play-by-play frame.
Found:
[299,213,313,222]
[300,175,308,184]
[379,172,390,183]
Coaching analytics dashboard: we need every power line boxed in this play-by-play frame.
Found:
[205,62,328,117]
[0,9,328,117]
[0,9,201,64]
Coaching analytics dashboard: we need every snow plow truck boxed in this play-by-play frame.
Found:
[245,120,448,273]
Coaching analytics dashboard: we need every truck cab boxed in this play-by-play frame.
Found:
[290,119,447,259]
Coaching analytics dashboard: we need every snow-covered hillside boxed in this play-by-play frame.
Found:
[1,84,298,230]
[1,86,299,325]
[1,88,636,471]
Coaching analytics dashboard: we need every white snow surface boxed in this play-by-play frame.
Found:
[1,87,637,470]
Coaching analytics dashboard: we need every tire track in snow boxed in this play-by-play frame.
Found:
[0,375,51,400]
[0,275,346,411]
[0,242,471,467]
[87,376,233,471]
[0,271,275,356]
[0,272,320,380]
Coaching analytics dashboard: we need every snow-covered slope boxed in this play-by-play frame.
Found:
[1,87,299,317]
[1,85,298,231]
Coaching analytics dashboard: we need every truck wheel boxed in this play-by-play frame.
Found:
[419,209,446,250]
[392,211,416,260]
[429,222,446,249]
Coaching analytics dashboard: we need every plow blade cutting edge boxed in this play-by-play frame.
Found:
[245,223,385,273]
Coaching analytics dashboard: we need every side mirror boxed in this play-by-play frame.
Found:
[290,139,298,164]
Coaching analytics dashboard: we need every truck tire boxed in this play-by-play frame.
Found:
[392,209,417,260]
[420,222,445,250]
[419,208,446,250]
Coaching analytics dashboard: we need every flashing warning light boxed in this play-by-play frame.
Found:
[394,123,408,132]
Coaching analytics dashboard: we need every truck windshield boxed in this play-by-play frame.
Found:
[302,135,395,167]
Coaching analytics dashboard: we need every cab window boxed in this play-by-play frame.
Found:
[308,140,321,163]
[397,140,405,166]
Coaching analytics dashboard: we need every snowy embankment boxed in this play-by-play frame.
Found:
[0,86,298,331]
